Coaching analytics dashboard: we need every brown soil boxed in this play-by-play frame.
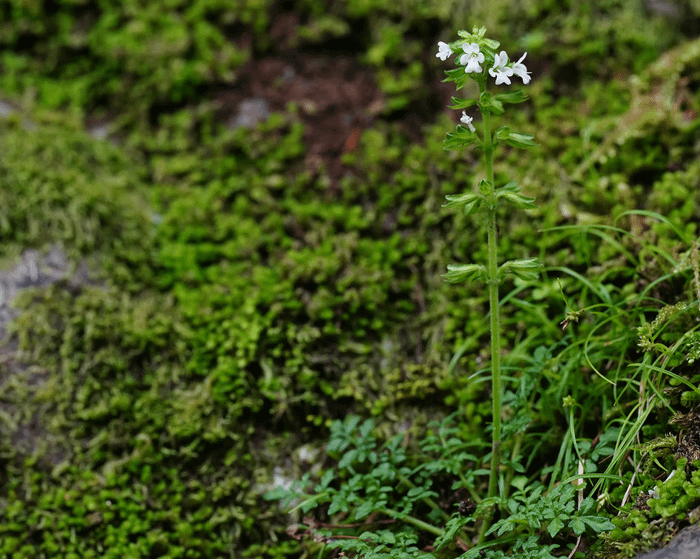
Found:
[215,12,458,183]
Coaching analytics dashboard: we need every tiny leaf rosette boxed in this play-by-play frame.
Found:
[479,91,504,115]
[478,179,492,196]
[494,126,538,148]
[498,258,542,281]
[444,125,480,150]
[444,263,487,283]
[443,192,485,215]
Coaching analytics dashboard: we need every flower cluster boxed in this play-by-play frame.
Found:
[436,41,531,85]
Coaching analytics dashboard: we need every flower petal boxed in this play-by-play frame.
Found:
[436,41,453,61]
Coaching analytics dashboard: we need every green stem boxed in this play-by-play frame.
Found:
[397,473,451,522]
[503,432,524,501]
[478,81,503,546]
[379,508,443,537]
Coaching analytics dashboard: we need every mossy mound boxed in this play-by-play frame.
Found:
[0,3,700,558]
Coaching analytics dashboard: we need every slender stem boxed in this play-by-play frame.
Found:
[397,473,451,521]
[478,81,503,545]
[503,432,524,501]
[379,508,443,536]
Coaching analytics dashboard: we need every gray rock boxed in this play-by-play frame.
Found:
[636,524,700,559]
[0,245,92,465]
[0,245,90,340]
[88,122,111,140]
[228,98,270,129]
[0,99,36,130]
[645,0,682,18]
[0,100,16,117]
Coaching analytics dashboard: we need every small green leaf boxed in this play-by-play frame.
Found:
[406,487,438,500]
[478,91,492,107]
[328,493,349,515]
[442,192,484,215]
[494,126,538,148]
[488,97,504,115]
[355,499,379,520]
[494,90,529,104]
[497,190,537,210]
[478,179,492,196]
[499,258,542,281]
[579,496,596,515]
[464,198,482,215]
[547,517,565,538]
[505,132,537,148]
[315,468,335,490]
[443,192,482,209]
[442,67,465,83]
[511,476,528,491]
[444,264,487,283]
[577,515,615,534]
[499,180,519,192]
[443,68,469,90]
[434,515,471,551]
[569,518,586,536]
[448,96,478,110]
[339,449,358,468]
[444,126,479,150]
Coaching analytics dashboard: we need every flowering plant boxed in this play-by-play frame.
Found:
[265,26,616,559]
[437,25,541,543]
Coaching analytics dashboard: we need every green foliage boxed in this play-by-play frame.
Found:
[602,457,700,557]
[266,412,615,558]
[0,0,266,122]
[0,116,156,289]
[1,0,684,126]
[1,3,700,558]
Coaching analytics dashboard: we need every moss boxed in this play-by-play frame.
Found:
[1,4,700,558]
[0,116,156,290]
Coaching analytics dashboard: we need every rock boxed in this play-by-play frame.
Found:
[636,524,700,559]
[0,245,92,465]
[0,100,16,117]
[228,98,270,129]
[88,122,111,140]
[0,245,91,340]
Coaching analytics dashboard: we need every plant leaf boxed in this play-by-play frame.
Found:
[497,190,537,210]
[547,517,565,538]
[494,126,538,148]
[434,514,471,551]
[494,90,529,104]
[499,258,541,281]
[443,192,482,209]
[576,515,615,534]
[448,96,478,110]
[444,263,487,283]
[444,126,479,150]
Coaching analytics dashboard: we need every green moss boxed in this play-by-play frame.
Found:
[0,0,265,122]
[1,4,700,558]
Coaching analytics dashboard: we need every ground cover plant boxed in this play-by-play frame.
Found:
[0,1,700,558]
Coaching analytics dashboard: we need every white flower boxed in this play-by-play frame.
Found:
[489,50,513,85]
[436,41,453,61]
[648,486,659,499]
[512,53,531,84]
[460,111,475,133]
[459,43,484,73]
